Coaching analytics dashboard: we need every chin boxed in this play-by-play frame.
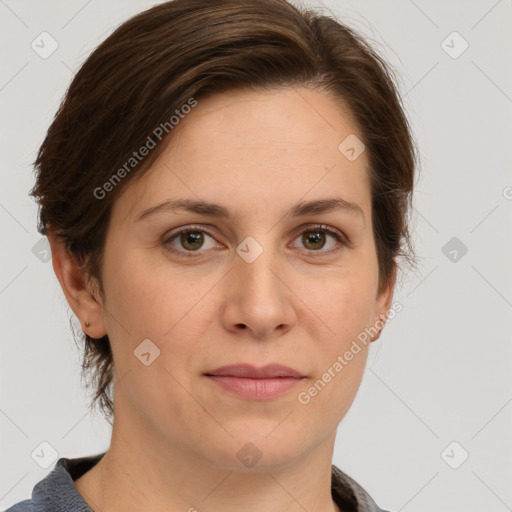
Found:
[198,426,312,473]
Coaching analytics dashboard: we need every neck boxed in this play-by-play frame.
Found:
[74,398,342,512]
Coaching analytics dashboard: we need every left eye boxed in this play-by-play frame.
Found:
[290,226,345,252]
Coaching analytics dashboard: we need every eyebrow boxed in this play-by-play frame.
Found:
[136,197,365,222]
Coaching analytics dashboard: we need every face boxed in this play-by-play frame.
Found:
[85,87,393,469]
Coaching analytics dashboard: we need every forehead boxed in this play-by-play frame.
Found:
[175,87,362,154]
[116,87,371,223]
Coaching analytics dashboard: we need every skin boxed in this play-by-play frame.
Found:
[49,86,395,512]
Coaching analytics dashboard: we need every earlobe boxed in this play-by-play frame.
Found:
[47,231,108,339]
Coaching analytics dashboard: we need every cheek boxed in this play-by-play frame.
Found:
[99,250,215,428]
[297,345,369,442]
[297,278,372,420]
[101,247,219,370]
[102,247,192,333]
[303,265,378,343]
[295,268,376,416]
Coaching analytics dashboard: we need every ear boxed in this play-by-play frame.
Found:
[47,231,108,339]
[370,263,397,342]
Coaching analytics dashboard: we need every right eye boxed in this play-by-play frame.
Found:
[163,226,222,257]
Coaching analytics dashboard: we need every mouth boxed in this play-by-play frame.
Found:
[203,363,306,400]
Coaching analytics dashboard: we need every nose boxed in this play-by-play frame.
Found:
[221,249,296,340]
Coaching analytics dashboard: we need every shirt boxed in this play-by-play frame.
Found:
[5,453,390,512]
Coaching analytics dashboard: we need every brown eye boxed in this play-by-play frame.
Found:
[290,225,349,256]
[164,226,219,257]
[302,231,327,250]
[179,231,205,251]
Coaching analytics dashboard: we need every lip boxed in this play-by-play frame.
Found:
[204,364,306,400]
[205,363,305,379]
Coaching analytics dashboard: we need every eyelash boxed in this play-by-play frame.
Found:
[163,224,352,259]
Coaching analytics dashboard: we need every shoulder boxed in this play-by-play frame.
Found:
[4,453,105,512]
[4,499,34,511]
[331,464,392,512]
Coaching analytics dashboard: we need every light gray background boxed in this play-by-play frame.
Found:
[1,0,511,510]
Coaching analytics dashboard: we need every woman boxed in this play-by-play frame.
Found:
[8,0,417,510]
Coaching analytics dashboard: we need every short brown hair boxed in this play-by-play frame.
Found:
[32,0,418,423]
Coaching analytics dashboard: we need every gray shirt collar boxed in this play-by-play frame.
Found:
[9,453,389,512]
